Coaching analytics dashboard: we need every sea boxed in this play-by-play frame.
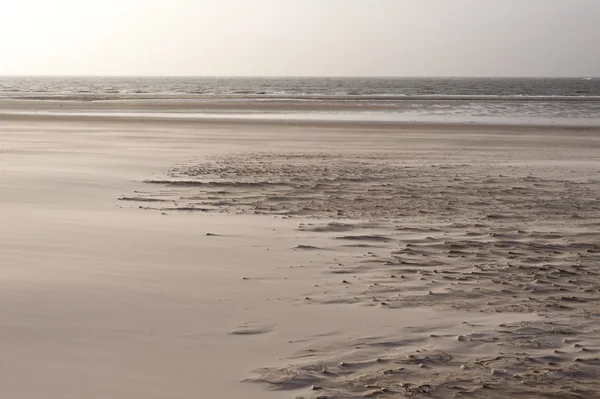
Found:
[1,77,599,125]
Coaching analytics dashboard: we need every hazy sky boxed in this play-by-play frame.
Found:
[0,0,598,77]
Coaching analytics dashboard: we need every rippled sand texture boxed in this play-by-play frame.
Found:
[127,132,600,398]
[3,114,600,399]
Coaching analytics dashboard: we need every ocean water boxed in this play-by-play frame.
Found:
[2,76,600,98]
[1,77,599,125]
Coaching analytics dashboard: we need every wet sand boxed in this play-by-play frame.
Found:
[2,113,600,398]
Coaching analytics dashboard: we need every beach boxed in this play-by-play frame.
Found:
[2,105,600,398]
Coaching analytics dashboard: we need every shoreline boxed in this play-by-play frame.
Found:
[2,110,600,130]
[2,96,599,128]
[3,94,600,102]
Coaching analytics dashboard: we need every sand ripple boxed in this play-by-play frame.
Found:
[125,150,600,398]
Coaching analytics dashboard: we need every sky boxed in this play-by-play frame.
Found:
[0,0,598,77]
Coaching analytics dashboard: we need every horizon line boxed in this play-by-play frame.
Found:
[0,75,597,79]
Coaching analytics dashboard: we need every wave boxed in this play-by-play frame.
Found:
[3,92,600,103]
[225,94,600,102]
